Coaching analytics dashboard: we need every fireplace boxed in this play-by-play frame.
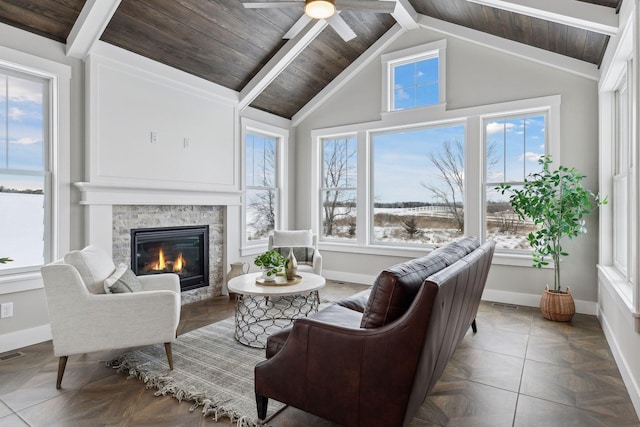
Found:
[131,225,209,292]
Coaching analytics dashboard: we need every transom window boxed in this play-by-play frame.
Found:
[484,113,547,251]
[0,68,49,272]
[382,40,446,113]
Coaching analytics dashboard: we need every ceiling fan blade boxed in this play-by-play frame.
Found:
[242,1,302,9]
[326,14,357,41]
[335,0,396,13]
[283,14,313,39]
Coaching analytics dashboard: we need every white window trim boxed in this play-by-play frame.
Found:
[598,6,640,323]
[240,117,288,257]
[381,39,447,114]
[311,95,560,267]
[0,45,71,294]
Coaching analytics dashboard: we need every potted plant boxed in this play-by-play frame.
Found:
[496,155,606,321]
[254,250,285,282]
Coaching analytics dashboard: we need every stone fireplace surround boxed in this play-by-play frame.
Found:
[74,183,242,304]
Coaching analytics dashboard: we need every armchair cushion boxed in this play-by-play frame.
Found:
[104,264,143,293]
[64,245,115,294]
[271,229,313,247]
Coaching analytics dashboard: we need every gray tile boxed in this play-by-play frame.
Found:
[0,414,29,427]
[444,346,524,392]
[458,325,529,358]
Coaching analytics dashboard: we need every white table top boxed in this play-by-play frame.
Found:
[227,271,325,297]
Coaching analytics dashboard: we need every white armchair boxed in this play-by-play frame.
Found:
[40,245,181,389]
[268,229,323,276]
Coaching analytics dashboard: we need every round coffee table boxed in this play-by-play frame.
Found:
[227,271,326,348]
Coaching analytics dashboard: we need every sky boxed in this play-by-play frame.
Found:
[0,73,45,191]
[372,115,545,205]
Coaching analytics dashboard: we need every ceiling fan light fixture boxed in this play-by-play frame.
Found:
[304,0,336,19]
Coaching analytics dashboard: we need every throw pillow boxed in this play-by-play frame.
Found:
[104,264,143,293]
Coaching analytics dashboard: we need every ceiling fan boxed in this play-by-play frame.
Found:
[242,0,396,42]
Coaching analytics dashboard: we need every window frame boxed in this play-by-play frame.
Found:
[481,110,552,255]
[240,118,288,255]
[311,95,560,265]
[381,40,447,114]
[0,45,71,291]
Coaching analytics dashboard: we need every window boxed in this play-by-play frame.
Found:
[245,131,278,242]
[371,124,465,245]
[484,113,547,251]
[382,40,445,112]
[321,136,357,240]
[0,68,49,272]
[613,69,631,279]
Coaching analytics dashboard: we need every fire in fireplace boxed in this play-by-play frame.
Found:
[131,225,209,292]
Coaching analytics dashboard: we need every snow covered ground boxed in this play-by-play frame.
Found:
[0,192,45,270]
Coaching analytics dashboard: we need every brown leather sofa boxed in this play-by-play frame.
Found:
[254,236,495,427]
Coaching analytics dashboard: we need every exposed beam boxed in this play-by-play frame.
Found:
[66,0,121,59]
[465,0,618,36]
[292,24,406,126]
[239,17,327,111]
[386,0,420,31]
[417,14,599,81]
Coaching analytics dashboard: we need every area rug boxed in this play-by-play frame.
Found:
[107,317,284,426]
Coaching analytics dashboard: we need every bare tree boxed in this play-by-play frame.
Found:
[323,139,356,237]
[422,139,498,233]
[247,141,276,239]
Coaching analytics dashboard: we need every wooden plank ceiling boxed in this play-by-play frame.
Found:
[0,0,622,119]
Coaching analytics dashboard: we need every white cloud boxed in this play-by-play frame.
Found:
[6,78,43,103]
[522,152,542,162]
[395,88,410,100]
[13,136,40,145]
[9,107,25,120]
[486,122,515,135]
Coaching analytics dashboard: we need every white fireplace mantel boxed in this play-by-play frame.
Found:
[74,182,242,206]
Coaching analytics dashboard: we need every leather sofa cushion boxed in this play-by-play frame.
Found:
[334,289,371,313]
[266,304,363,359]
[360,236,480,329]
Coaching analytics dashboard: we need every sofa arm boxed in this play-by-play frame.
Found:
[255,291,435,427]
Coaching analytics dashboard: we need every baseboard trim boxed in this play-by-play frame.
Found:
[323,270,375,286]
[0,324,51,353]
[482,289,597,315]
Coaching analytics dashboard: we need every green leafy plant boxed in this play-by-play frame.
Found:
[496,156,606,293]
[0,257,12,264]
[254,250,285,278]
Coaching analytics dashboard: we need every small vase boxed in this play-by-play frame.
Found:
[226,262,249,298]
[285,248,298,280]
[262,268,276,282]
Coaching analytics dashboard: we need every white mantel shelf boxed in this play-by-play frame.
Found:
[74,182,242,206]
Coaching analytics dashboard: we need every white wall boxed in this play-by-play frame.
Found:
[294,27,600,309]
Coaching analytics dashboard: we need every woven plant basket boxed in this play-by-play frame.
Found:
[540,285,575,322]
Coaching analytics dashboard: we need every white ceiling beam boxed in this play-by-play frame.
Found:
[418,14,599,81]
[386,0,420,31]
[465,0,618,36]
[66,0,121,59]
[292,24,406,126]
[239,17,327,111]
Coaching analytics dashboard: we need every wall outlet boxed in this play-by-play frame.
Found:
[1,302,13,318]
[183,138,190,149]
[150,131,158,144]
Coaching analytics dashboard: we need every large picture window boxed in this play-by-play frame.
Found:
[321,136,357,240]
[372,124,465,246]
[484,113,547,251]
[245,132,278,242]
[0,69,49,272]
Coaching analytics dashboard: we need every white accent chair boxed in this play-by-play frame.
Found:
[268,230,323,276]
[40,245,181,389]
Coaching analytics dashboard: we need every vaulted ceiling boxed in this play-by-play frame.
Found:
[0,0,622,120]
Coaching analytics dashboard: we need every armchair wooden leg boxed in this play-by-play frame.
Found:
[164,343,174,370]
[56,356,68,389]
[256,394,268,420]
[471,319,477,333]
